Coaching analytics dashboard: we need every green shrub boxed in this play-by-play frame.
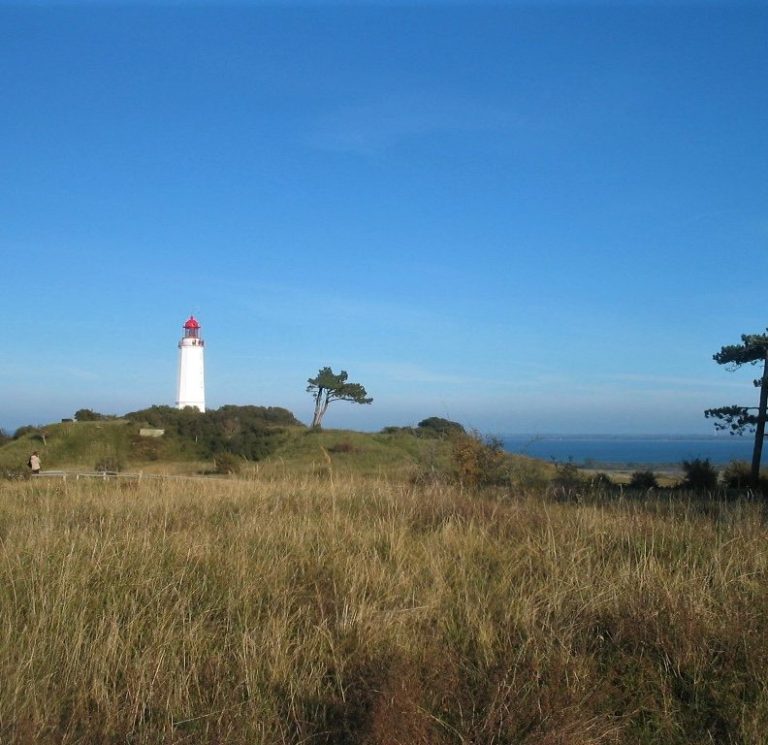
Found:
[550,461,583,500]
[629,470,659,489]
[213,452,242,475]
[417,417,466,438]
[380,425,416,436]
[451,432,507,488]
[589,472,615,490]
[74,409,110,422]
[681,458,719,491]
[123,404,296,462]
[507,457,552,492]
[722,460,751,489]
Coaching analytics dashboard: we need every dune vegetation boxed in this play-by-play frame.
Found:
[2,469,768,744]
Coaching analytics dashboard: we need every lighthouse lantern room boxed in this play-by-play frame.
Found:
[176,315,206,412]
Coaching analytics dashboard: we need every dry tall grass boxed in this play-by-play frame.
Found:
[1,476,767,744]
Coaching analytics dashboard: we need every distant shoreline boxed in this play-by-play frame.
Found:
[499,434,755,468]
[498,434,743,440]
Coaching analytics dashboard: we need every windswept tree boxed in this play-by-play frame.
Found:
[705,330,768,487]
[307,367,372,429]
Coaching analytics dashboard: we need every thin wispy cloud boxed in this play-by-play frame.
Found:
[601,372,747,390]
[355,361,478,387]
[308,92,521,154]
[0,363,100,383]
[212,277,443,332]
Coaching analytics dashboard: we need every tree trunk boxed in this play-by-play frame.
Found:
[312,391,324,428]
[751,352,768,488]
[312,390,329,428]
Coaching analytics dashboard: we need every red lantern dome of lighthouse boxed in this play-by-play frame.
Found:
[182,315,202,340]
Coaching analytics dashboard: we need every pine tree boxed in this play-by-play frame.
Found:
[705,331,768,487]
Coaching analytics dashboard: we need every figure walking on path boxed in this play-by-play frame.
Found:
[28,451,41,475]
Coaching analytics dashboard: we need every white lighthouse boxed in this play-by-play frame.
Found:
[176,315,206,412]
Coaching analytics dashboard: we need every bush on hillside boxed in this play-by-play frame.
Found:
[507,457,552,492]
[452,431,508,488]
[589,472,615,490]
[380,425,417,436]
[681,458,719,491]
[213,452,242,475]
[550,461,584,500]
[74,408,113,422]
[722,460,751,490]
[124,404,299,431]
[123,404,300,462]
[418,417,466,439]
[629,470,659,489]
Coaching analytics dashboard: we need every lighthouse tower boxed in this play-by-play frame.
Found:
[176,315,205,412]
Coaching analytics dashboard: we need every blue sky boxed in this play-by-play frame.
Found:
[1,1,766,434]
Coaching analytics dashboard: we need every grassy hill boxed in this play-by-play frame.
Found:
[0,418,555,486]
[0,419,201,473]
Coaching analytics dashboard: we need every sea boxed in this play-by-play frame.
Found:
[500,435,756,469]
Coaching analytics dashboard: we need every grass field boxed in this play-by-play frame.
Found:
[2,473,767,744]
